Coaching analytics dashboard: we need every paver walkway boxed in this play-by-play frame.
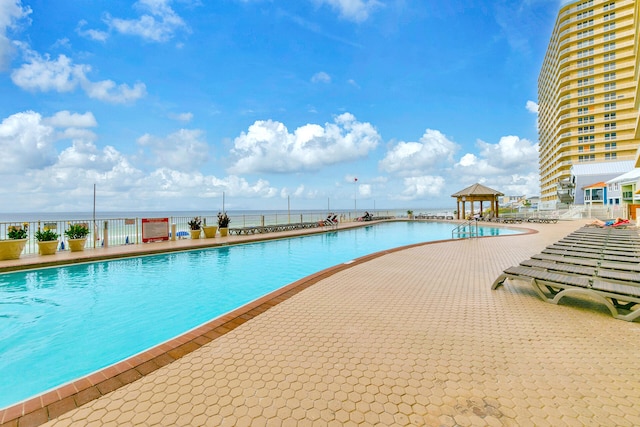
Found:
[5,220,640,426]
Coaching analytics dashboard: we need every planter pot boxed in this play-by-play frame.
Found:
[190,229,201,240]
[202,226,218,238]
[67,238,87,252]
[38,240,59,255]
[0,239,28,260]
[219,227,228,237]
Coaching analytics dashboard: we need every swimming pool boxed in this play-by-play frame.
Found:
[0,221,521,409]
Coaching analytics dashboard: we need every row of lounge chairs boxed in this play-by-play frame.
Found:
[492,226,640,321]
[228,214,396,236]
[228,222,321,235]
[414,215,455,220]
[476,215,558,224]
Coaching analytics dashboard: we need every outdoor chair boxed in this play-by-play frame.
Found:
[492,226,640,321]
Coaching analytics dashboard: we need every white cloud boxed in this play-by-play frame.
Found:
[477,135,538,170]
[105,0,189,42]
[168,112,193,122]
[44,111,97,128]
[311,71,331,84]
[454,135,540,196]
[76,20,109,42]
[0,109,279,211]
[379,129,459,176]
[11,51,147,103]
[526,100,538,114]
[228,112,381,174]
[0,0,31,70]
[0,111,56,172]
[398,176,446,200]
[314,0,384,22]
[137,129,209,171]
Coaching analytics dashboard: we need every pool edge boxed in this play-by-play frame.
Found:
[0,225,537,427]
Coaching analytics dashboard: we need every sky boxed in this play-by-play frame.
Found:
[0,0,561,213]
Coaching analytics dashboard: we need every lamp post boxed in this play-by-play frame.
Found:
[354,177,358,214]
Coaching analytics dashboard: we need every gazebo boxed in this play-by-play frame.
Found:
[451,183,503,220]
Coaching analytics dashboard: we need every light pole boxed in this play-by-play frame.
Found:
[354,177,358,214]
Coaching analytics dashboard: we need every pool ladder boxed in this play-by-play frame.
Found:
[452,219,479,239]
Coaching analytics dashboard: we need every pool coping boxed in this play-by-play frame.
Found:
[0,223,537,427]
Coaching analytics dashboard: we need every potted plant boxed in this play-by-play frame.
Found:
[188,216,202,239]
[35,228,59,255]
[217,212,230,237]
[202,217,218,239]
[407,210,414,220]
[0,223,28,260]
[64,223,90,252]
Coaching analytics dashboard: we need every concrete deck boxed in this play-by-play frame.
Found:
[3,220,640,426]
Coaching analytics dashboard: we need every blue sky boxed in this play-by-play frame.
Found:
[0,0,559,213]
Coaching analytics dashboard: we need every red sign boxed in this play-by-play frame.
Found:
[141,218,169,243]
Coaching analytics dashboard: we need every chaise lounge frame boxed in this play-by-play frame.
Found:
[492,226,640,321]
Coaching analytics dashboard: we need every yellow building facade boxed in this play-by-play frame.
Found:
[538,0,640,208]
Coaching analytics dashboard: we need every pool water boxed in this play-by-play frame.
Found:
[0,221,520,408]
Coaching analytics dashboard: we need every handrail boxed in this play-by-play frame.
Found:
[452,219,479,239]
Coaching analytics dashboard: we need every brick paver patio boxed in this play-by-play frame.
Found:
[3,220,640,426]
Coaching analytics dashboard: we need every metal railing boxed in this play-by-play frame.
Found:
[0,210,398,256]
[452,220,479,239]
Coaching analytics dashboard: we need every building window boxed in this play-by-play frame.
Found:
[603,52,615,61]
[577,67,594,77]
[577,116,594,124]
[577,126,594,134]
[577,19,594,30]
[603,42,616,51]
[577,77,594,87]
[604,92,616,101]
[604,102,616,110]
[578,135,595,143]
[603,82,616,91]
[605,152,617,160]
[604,72,616,81]
[577,39,594,48]
[577,48,594,58]
[603,32,615,42]
[603,62,616,71]
[603,22,615,31]
[604,112,616,120]
[577,29,594,39]
[578,107,589,115]
[577,10,593,19]
[603,2,615,12]
[578,146,584,153]
[605,142,617,150]
[604,132,617,140]
[604,122,616,130]
[578,96,594,106]
[577,58,594,67]
[577,87,594,96]
[579,154,596,162]
[577,0,594,10]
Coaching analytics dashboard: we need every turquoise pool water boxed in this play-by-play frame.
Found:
[0,221,521,408]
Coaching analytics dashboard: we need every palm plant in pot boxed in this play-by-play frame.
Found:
[188,216,202,239]
[0,223,29,260]
[35,228,59,255]
[217,212,230,237]
[64,223,90,252]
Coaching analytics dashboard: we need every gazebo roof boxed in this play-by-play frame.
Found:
[451,183,504,197]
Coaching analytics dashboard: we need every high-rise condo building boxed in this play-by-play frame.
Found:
[538,0,639,209]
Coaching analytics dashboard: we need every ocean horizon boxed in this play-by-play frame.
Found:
[0,207,456,223]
